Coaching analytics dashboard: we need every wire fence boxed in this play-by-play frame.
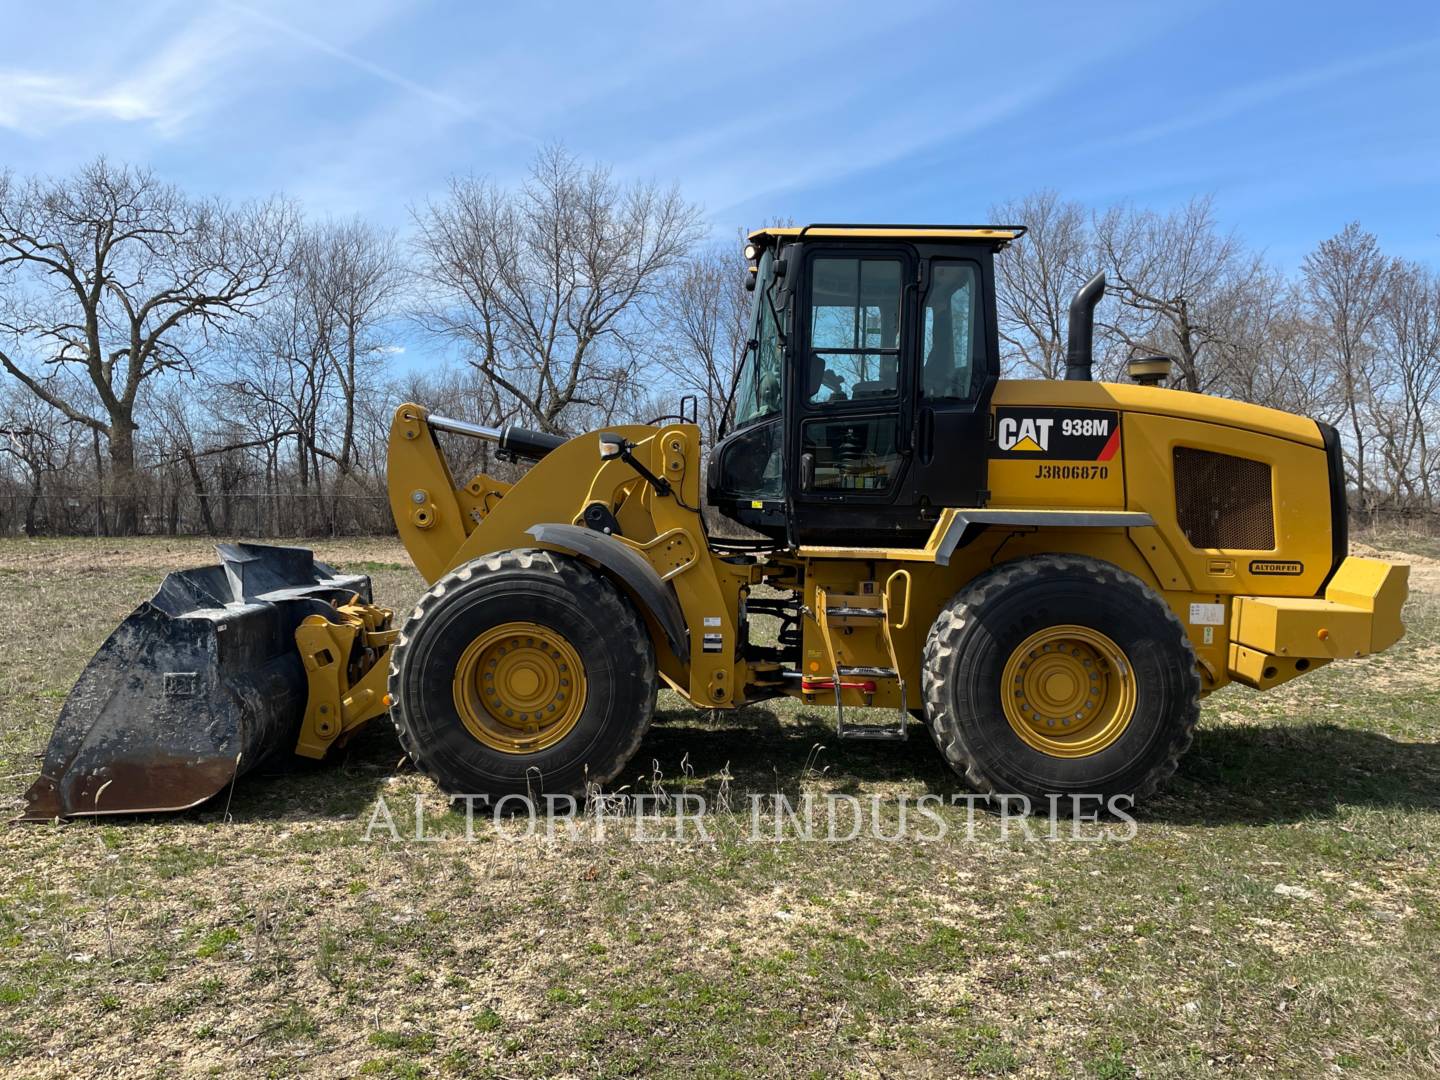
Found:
[1,489,1437,541]
[0,491,395,538]
[1354,507,1440,537]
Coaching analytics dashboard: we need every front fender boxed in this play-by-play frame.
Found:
[525,523,690,663]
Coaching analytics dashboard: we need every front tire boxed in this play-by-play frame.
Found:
[922,555,1200,805]
[388,549,656,801]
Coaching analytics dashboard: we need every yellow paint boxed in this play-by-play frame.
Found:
[293,598,398,759]
[1323,556,1408,652]
[385,404,470,584]
[1226,642,1329,691]
[749,226,1022,243]
[1225,557,1406,689]
[452,622,586,753]
[994,379,1323,448]
[1232,596,1373,659]
[1000,625,1136,757]
[389,407,752,706]
[986,457,1127,508]
[1121,411,1335,599]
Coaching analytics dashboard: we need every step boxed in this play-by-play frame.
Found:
[837,665,898,679]
[826,605,885,620]
[837,720,909,742]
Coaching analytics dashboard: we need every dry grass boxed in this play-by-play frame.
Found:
[1,535,1438,1078]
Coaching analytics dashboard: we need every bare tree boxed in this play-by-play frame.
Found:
[0,386,83,535]
[651,243,750,443]
[1202,270,1335,417]
[221,273,333,533]
[413,145,706,435]
[147,385,220,535]
[304,220,404,480]
[1094,196,1261,391]
[990,190,1090,379]
[1302,222,1395,510]
[0,158,292,532]
[1373,259,1440,506]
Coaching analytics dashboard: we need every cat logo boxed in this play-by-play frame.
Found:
[989,407,1120,461]
[996,416,1053,453]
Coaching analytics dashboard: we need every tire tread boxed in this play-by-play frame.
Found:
[921,554,1201,800]
[386,548,655,799]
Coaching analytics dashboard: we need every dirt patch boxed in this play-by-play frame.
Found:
[1353,539,1440,594]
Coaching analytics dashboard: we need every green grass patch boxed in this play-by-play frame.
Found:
[367,1029,436,1053]
[195,927,240,958]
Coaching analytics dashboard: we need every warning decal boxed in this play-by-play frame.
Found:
[989,408,1121,461]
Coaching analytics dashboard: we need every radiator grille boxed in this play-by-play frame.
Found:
[1173,447,1275,549]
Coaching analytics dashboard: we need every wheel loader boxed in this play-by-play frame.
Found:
[22,223,1409,821]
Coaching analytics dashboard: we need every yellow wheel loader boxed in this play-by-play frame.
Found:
[23,224,1410,820]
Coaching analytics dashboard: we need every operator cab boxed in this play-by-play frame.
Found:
[707,224,1024,545]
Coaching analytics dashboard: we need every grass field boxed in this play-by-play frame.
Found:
[1,534,1438,1078]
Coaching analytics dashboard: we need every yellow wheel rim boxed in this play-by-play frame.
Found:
[1000,625,1136,758]
[452,621,587,754]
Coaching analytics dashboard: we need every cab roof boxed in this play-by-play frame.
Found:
[747,223,1027,248]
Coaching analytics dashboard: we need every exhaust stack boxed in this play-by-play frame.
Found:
[1065,271,1106,382]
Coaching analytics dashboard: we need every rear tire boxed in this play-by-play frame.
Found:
[922,555,1199,805]
[388,549,656,802]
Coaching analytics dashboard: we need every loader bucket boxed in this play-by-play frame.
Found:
[21,543,373,821]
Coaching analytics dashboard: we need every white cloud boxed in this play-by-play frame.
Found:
[0,9,254,137]
[0,2,444,142]
[0,71,162,133]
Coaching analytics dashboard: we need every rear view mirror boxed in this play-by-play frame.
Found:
[598,433,626,461]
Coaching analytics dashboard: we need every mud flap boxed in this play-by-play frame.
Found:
[21,544,374,821]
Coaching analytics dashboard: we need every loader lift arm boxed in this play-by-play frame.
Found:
[385,402,755,708]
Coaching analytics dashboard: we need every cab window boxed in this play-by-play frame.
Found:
[731,249,784,428]
[806,257,903,405]
[802,416,903,492]
[921,262,982,400]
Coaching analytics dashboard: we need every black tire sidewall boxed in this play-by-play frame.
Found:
[938,562,1193,798]
[395,559,652,797]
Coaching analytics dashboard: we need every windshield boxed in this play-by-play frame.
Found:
[731,249,784,429]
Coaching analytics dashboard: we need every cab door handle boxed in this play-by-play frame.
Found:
[917,407,936,464]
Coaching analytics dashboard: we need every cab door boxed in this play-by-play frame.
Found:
[790,247,916,542]
[907,257,996,510]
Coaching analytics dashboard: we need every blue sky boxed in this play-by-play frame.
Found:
[2,0,1438,273]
